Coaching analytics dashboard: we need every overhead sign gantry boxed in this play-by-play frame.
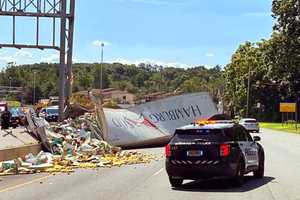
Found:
[0,0,75,120]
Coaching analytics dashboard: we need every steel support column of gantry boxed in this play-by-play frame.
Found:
[0,0,75,121]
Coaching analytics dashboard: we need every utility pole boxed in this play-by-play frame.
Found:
[246,66,251,117]
[160,66,163,92]
[58,0,67,121]
[33,71,36,105]
[9,77,12,92]
[8,77,12,100]
[100,43,104,90]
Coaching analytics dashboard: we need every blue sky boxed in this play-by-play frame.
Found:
[0,0,274,68]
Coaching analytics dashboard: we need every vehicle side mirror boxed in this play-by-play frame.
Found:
[253,136,261,142]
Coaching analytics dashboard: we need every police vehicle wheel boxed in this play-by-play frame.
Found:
[169,177,183,187]
[253,148,264,178]
[233,159,245,186]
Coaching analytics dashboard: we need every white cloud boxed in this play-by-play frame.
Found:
[72,58,79,63]
[40,54,59,63]
[14,50,33,58]
[110,57,192,68]
[40,55,80,63]
[0,50,32,65]
[0,56,16,63]
[92,40,111,47]
[205,53,215,57]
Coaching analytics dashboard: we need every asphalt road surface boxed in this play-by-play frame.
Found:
[0,128,300,200]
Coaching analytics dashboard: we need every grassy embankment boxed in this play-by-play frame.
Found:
[260,122,300,134]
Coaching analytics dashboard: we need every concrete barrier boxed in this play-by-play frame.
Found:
[0,143,42,162]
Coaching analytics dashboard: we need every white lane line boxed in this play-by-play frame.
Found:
[153,168,164,176]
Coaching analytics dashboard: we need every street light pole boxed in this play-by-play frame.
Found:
[9,77,12,92]
[246,66,251,117]
[100,43,104,90]
[33,71,36,105]
[8,77,12,100]
[160,66,163,92]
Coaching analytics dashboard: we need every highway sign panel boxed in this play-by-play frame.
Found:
[280,103,296,113]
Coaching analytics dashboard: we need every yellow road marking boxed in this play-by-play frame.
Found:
[0,174,55,193]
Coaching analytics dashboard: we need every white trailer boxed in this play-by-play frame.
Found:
[103,92,218,148]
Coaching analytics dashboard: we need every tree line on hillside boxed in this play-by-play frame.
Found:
[224,0,300,122]
[1,0,297,122]
[0,62,224,105]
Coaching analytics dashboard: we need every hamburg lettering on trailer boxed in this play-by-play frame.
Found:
[162,111,171,120]
[149,114,160,123]
[147,104,203,123]
[182,107,191,117]
[168,110,178,120]
[191,105,197,117]
[175,109,185,119]
[196,105,202,116]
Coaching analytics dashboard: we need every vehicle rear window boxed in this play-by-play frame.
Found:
[47,109,58,114]
[9,108,23,117]
[244,120,257,123]
[175,129,221,135]
[10,110,19,116]
[173,129,228,142]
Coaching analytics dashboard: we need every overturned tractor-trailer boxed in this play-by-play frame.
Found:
[101,92,219,148]
[24,92,219,151]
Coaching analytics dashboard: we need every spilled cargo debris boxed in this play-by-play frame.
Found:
[0,112,160,177]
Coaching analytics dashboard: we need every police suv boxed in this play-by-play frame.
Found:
[165,120,264,187]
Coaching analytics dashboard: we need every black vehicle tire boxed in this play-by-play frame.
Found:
[233,159,245,187]
[169,177,183,188]
[253,145,265,178]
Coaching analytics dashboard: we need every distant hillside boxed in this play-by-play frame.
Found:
[0,62,224,104]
